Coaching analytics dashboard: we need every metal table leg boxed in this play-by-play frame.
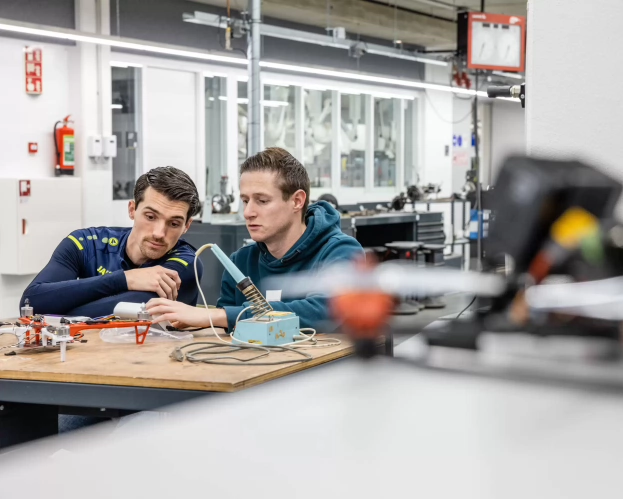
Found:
[384,330,394,357]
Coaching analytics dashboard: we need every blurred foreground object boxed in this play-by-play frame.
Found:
[2,357,623,498]
[273,156,623,361]
[487,83,525,108]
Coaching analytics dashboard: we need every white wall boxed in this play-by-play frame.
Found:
[72,0,113,228]
[143,67,199,182]
[0,37,72,178]
[422,65,454,245]
[452,95,473,194]
[490,100,525,183]
[526,0,623,217]
[423,65,453,197]
[0,36,75,316]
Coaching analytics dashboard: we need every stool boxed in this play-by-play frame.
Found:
[385,241,425,314]
[364,246,394,262]
[385,241,423,262]
[421,244,446,266]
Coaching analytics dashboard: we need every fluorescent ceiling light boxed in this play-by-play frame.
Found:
[0,19,500,99]
[230,97,288,107]
[0,19,246,66]
[204,71,228,78]
[263,100,289,107]
[110,61,143,68]
[260,61,485,97]
[373,92,415,100]
[208,97,215,101]
[111,104,123,109]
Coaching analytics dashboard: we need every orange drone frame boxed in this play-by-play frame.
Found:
[17,316,154,345]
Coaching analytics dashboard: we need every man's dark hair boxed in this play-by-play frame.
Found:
[134,166,201,220]
[240,148,310,221]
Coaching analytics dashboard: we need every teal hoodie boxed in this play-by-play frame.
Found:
[216,201,364,331]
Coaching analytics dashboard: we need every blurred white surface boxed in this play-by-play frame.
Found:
[2,357,623,498]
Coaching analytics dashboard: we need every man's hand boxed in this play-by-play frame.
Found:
[146,298,228,329]
[124,266,181,300]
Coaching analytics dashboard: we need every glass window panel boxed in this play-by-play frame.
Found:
[111,66,141,200]
[340,94,365,187]
[404,99,418,185]
[205,76,227,197]
[238,80,248,164]
[304,89,332,188]
[374,97,398,187]
[263,84,296,154]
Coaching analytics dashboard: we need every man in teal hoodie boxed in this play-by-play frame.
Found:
[146,147,364,331]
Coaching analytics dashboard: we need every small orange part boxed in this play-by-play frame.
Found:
[331,292,395,339]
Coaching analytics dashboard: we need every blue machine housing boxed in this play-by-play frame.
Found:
[233,311,300,345]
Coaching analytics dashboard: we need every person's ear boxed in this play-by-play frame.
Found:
[128,200,136,221]
[292,189,306,213]
[183,218,193,234]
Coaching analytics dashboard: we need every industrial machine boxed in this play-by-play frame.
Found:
[210,175,235,215]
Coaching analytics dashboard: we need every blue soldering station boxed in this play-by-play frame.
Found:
[207,244,300,346]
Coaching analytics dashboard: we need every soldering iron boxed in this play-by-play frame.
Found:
[195,243,303,346]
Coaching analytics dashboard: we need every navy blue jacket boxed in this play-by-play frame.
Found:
[216,201,364,330]
[20,227,202,318]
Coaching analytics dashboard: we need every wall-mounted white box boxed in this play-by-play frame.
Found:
[0,178,82,275]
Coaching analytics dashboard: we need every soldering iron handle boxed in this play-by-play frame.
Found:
[487,85,512,98]
[210,244,246,284]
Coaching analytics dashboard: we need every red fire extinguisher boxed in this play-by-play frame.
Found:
[54,115,75,176]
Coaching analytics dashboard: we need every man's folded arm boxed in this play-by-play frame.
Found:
[20,237,128,315]
[66,256,203,317]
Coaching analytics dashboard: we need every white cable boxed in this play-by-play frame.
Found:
[193,243,340,350]
[281,327,316,346]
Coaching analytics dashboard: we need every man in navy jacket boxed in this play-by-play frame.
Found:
[20,167,203,317]
[147,148,363,331]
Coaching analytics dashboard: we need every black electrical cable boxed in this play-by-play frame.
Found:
[456,295,477,319]
[53,120,62,167]
[170,341,313,366]
[216,15,249,60]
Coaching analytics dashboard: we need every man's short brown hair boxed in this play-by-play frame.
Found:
[240,148,310,221]
[134,166,201,221]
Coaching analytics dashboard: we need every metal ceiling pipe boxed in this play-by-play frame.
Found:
[247,0,261,156]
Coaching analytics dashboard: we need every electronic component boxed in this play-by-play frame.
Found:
[204,243,300,346]
[2,299,154,362]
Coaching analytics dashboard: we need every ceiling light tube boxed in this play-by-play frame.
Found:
[0,19,246,66]
[0,19,501,99]
[110,61,143,68]
[260,61,484,96]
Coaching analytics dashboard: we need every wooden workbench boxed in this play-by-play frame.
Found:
[0,330,352,393]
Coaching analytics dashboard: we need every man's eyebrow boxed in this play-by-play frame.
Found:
[143,205,186,221]
[240,192,272,198]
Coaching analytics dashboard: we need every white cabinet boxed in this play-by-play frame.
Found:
[0,178,82,275]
